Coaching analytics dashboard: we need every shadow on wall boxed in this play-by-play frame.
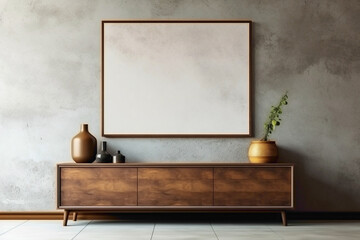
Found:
[278,146,357,212]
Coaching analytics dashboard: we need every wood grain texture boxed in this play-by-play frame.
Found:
[57,163,293,167]
[138,168,213,206]
[63,210,69,226]
[214,167,292,206]
[60,167,137,206]
[57,164,293,210]
[281,211,287,226]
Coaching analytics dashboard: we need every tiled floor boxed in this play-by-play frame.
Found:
[0,220,359,240]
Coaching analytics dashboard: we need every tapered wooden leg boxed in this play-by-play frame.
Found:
[63,210,69,226]
[73,212,78,221]
[281,211,287,226]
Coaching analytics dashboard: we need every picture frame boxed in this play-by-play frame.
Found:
[101,20,252,137]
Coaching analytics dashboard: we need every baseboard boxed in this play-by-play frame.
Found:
[0,211,63,220]
[1,211,360,221]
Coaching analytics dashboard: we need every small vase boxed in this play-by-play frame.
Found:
[71,124,97,163]
[113,150,125,163]
[95,141,112,163]
[248,140,278,163]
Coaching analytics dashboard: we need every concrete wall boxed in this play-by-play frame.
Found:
[0,0,359,211]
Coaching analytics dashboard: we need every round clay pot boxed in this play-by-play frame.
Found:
[71,124,97,163]
[248,140,278,163]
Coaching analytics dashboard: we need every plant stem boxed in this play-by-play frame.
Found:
[261,92,288,141]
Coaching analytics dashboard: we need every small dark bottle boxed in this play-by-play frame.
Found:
[94,141,112,163]
[113,150,125,163]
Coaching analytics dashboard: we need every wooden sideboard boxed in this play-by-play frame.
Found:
[57,163,294,226]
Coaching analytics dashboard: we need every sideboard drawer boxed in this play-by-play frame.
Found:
[214,167,292,207]
[60,167,137,206]
[138,168,213,206]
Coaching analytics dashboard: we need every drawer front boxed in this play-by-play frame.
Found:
[60,167,137,206]
[214,167,292,207]
[138,168,213,206]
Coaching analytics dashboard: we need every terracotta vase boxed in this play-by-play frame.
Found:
[248,140,278,163]
[71,124,97,163]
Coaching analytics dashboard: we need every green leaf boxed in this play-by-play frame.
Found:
[261,91,289,140]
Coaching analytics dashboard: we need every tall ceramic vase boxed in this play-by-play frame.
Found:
[71,124,97,163]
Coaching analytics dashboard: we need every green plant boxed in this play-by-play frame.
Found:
[261,92,288,141]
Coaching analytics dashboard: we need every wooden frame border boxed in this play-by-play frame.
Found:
[101,19,253,138]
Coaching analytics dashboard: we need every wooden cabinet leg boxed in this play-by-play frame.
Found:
[63,210,69,226]
[281,211,287,226]
[73,212,78,221]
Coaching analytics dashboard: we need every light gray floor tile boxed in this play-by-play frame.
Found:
[152,223,218,240]
[74,221,154,240]
[269,220,360,229]
[268,221,360,240]
[0,220,27,235]
[212,223,282,240]
[274,231,360,240]
[212,222,272,231]
[1,220,360,240]
[214,229,280,240]
[0,220,89,240]
[155,223,212,230]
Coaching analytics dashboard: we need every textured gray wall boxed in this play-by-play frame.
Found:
[0,0,359,211]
